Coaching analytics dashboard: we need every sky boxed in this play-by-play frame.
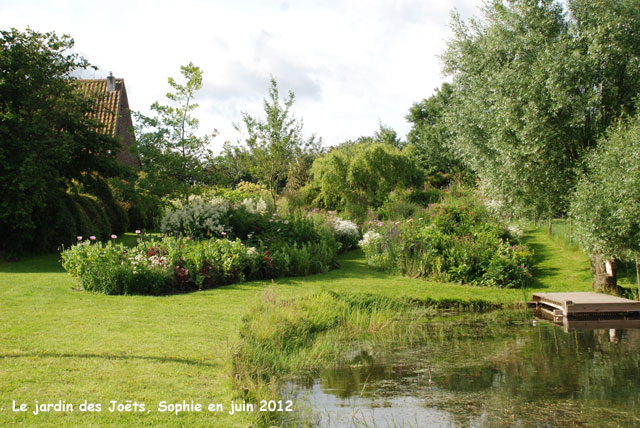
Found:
[1,0,482,153]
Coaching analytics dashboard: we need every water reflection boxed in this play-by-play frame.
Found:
[287,311,640,428]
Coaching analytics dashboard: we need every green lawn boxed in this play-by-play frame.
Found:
[0,227,593,427]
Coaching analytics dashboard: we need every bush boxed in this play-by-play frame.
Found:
[40,193,77,251]
[73,194,111,240]
[61,240,174,295]
[61,233,339,295]
[66,197,92,239]
[108,176,161,230]
[160,196,230,239]
[84,174,129,235]
[359,202,532,288]
[330,218,360,251]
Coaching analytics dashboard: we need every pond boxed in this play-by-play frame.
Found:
[284,310,640,428]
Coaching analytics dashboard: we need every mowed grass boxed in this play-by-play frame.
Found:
[0,227,593,427]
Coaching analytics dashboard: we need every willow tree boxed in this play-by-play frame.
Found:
[571,114,640,296]
[442,0,640,229]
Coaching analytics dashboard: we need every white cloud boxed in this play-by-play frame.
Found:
[0,0,483,152]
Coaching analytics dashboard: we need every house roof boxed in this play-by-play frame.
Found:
[76,78,124,137]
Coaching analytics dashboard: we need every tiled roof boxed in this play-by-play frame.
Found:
[76,79,123,137]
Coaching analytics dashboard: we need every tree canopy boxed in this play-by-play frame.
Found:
[571,113,640,262]
[441,0,640,220]
[406,82,464,178]
[0,28,120,254]
[233,77,320,202]
[135,62,215,203]
[310,142,418,213]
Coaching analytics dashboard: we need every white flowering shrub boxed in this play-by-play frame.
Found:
[332,218,360,251]
[358,230,382,254]
[506,224,524,239]
[160,196,229,239]
[240,197,269,215]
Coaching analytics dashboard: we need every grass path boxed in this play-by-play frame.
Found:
[0,228,593,427]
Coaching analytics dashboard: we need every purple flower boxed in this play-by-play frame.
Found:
[89,236,96,241]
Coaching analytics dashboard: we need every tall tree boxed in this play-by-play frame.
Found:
[234,77,319,203]
[442,0,640,227]
[135,63,215,203]
[443,0,572,224]
[0,28,119,254]
[571,114,640,295]
[406,82,464,179]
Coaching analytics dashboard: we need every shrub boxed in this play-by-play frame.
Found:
[66,197,92,239]
[73,194,111,240]
[330,218,360,251]
[360,202,532,288]
[108,176,161,230]
[61,233,339,295]
[160,196,229,239]
[40,193,77,250]
[61,240,174,295]
[84,174,129,235]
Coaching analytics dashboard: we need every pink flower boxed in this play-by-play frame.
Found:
[186,237,191,240]
[135,229,141,235]
[111,234,117,239]
[89,236,96,241]
[77,236,83,241]
[221,231,227,236]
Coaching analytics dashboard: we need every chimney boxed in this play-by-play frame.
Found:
[106,72,116,92]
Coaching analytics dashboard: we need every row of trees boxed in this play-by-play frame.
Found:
[405,0,640,292]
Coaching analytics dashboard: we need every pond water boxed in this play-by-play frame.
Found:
[285,311,640,428]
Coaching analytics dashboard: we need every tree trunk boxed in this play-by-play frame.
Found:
[533,213,537,228]
[590,254,620,295]
[636,259,640,301]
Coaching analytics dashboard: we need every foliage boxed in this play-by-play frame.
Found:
[61,233,338,295]
[83,173,129,235]
[329,217,360,251]
[61,240,174,295]
[442,0,640,220]
[72,193,111,241]
[108,175,161,230]
[0,28,120,255]
[571,113,640,261]
[160,196,230,239]
[134,63,215,203]
[310,142,418,217]
[406,82,465,178]
[360,202,532,288]
[233,78,320,202]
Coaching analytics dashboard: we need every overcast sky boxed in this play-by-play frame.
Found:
[2,0,482,153]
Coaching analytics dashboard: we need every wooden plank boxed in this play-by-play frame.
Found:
[562,318,640,332]
[531,292,640,317]
[565,303,640,314]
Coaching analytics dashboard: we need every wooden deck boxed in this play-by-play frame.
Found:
[531,292,640,320]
